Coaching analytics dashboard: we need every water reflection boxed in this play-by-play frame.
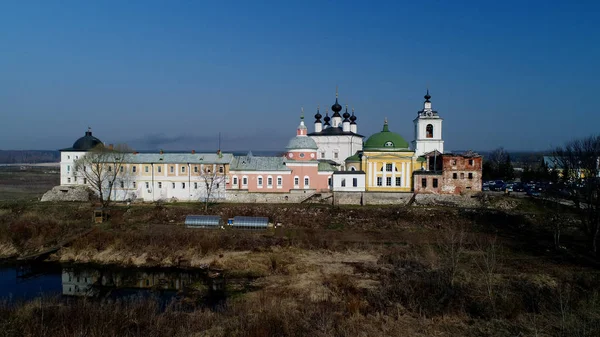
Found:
[60,267,225,299]
[2,263,225,303]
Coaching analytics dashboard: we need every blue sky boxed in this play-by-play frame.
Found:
[1,0,598,152]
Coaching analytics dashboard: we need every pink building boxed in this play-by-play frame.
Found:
[228,114,334,193]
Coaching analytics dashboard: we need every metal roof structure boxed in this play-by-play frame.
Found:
[122,153,234,164]
[230,156,290,171]
[185,215,223,228]
[230,216,269,229]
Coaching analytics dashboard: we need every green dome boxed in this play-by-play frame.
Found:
[286,136,318,150]
[364,121,410,151]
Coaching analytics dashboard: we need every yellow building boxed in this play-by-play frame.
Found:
[355,120,416,192]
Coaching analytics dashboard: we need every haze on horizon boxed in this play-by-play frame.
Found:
[1,1,598,153]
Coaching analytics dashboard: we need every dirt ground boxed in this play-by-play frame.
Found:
[0,166,59,200]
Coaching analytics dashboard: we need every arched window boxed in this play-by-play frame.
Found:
[426,124,433,138]
[350,166,356,171]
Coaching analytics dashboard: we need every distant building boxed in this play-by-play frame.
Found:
[308,89,364,168]
[414,151,483,194]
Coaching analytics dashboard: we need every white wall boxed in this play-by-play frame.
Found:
[60,151,86,185]
[332,173,365,192]
[412,117,444,157]
[312,135,363,167]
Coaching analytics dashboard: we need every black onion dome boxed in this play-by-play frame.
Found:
[72,130,102,151]
[342,105,350,120]
[350,109,357,124]
[323,111,331,126]
[424,89,431,102]
[331,97,342,114]
[314,107,322,121]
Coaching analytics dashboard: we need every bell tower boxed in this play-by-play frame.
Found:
[412,90,444,157]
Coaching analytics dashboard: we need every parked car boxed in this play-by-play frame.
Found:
[491,180,506,191]
[525,185,541,197]
[512,182,525,192]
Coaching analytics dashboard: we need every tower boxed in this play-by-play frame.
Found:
[331,87,342,127]
[412,90,444,157]
[342,105,351,132]
[350,108,357,134]
[314,105,322,133]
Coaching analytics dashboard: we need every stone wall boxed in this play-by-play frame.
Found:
[333,191,413,206]
[224,189,330,204]
[413,193,482,208]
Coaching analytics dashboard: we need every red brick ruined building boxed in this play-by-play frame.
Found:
[413,151,482,194]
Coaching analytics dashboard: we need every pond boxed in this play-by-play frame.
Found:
[0,262,227,305]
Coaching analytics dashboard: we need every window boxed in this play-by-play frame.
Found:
[426,124,433,138]
[341,179,346,187]
[353,178,358,187]
[469,159,474,166]
[294,177,299,186]
[216,183,220,189]
[170,166,174,173]
[145,166,149,173]
[453,173,458,179]
[83,166,86,172]
[67,155,70,160]
[257,177,263,186]
[76,156,78,159]
[334,152,339,159]
[133,182,136,188]
[145,182,149,189]
[120,181,124,188]
[384,141,394,147]
[182,182,185,189]
[242,177,248,186]
[395,177,402,186]
[181,166,185,173]
[277,177,282,186]
[321,151,325,159]
[386,163,393,172]
[74,177,77,182]
[377,177,383,186]
[172,182,175,189]
[158,182,162,188]
[328,177,332,186]
[460,173,465,179]
[267,177,273,186]
[108,166,112,172]
[194,166,198,173]
[233,177,238,185]
[132,166,137,173]
[67,165,70,172]
[299,153,305,158]
[219,166,224,173]
[452,160,457,165]
[83,178,87,184]
[158,166,162,173]
[386,177,392,186]
[422,178,427,188]
[468,173,473,179]
[67,177,71,183]
[194,182,198,189]
[120,166,123,173]
[351,167,356,171]
[433,178,438,188]
[304,177,309,187]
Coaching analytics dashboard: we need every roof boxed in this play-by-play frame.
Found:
[318,161,336,172]
[308,127,364,137]
[61,130,103,152]
[345,153,361,162]
[363,122,411,151]
[286,136,318,150]
[413,169,443,176]
[121,153,234,164]
[416,156,427,162]
[333,170,366,175]
[230,155,290,171]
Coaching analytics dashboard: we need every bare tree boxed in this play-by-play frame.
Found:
[475,236,500,315]
[74,144,131,207]
[199,164,226,212]
[438,224,466,287]
[553,134,600,255]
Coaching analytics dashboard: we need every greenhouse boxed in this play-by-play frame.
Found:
[185,215,223,229]
[229,216,270,229]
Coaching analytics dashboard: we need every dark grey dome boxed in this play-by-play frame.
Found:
[72,130,102,151]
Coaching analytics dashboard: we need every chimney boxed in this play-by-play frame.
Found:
[192,150,195,154]
[160,149,164,155]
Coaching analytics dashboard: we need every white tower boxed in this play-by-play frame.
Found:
[314,106,322,133]
[342,105,351,132]
[412,90,444,157]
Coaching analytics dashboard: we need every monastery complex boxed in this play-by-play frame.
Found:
[58,90,482,204]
